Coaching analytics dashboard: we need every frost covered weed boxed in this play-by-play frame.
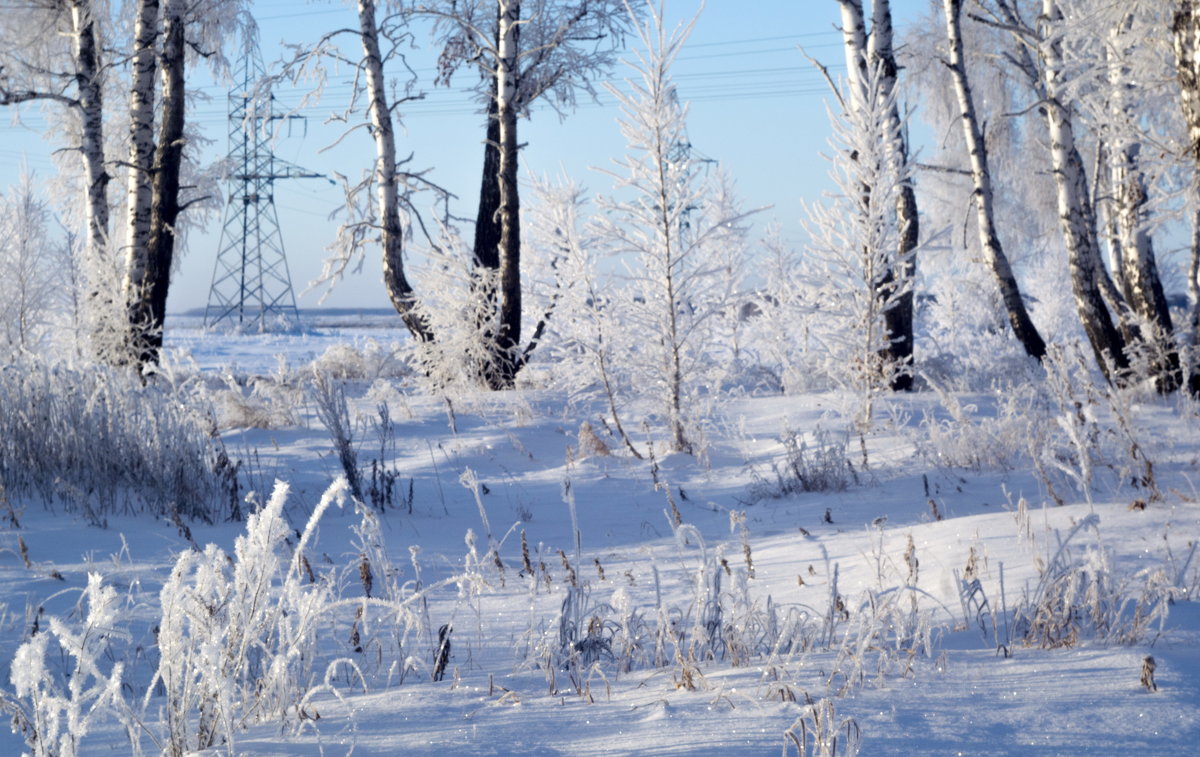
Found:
[308,339,409,382]
[0,361,226,521]
[1,574,127,757]
[749,427,857,501]
[918,343,1162,505]
[310,369,364,501]
[212,372,303,430]
[341,500,428,685]
[1037,343,1162,505]
[917,378,1043,472]
[149,480,346,755]
[783,695,861,757]
[1014,514,1176,648]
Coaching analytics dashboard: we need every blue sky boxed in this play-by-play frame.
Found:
[0,0,928,313]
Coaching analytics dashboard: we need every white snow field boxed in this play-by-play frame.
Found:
[1,315,1198,756]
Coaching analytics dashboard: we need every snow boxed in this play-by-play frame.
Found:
[1,314,1199,755]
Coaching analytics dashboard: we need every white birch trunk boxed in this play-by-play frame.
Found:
[68,0,109,263]
[943,0,1046,361]
[837,0,869,111]
[1039,0,1128,380]
[357,0,429,341]
[494,0,522,387]
[122,0,160,313]
[1173,1,1200,348]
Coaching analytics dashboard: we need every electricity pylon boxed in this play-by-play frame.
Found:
[204,25,323,331]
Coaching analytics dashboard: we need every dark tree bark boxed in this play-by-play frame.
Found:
[473,98,502,272]
[869,0,916,391]
[133,0,187,365]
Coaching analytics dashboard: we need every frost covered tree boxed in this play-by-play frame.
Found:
[281,0,438,344]
[803,57,915,428]
[834,0,918,391]
[969,0,1130,382]
[0,0,109,266]
[423,0,634,388]
[0,0,117,362]
[0,172,59,359]
[939,0,1046,362]
[528,175,645,456]
[1045,0,1188,392]
[593,1,749,454]
[123,0,245,366]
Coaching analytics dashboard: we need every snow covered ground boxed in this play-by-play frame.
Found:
[2,314,1198,755]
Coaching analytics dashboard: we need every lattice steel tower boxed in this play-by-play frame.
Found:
[205,26,321,331]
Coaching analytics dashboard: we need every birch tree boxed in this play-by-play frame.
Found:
[593,1,750,454]
[971,0,1129,381]
[941,0,1046,361]
[424,0,633,388]
[122,0,245,366]
[122,0,160,321]
[1095,7,1182,391]
[834,0,918,390]
[283,0,439,345]
[0,0,110,294]
[1175,1,1200,346]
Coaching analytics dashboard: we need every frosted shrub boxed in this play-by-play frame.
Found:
[1014,514,1176,648]
[1,574,126,757]
[916,379,1046,472]
[0,361,226,521]
[402,223,507,392]
[798,57,916,427]
[749,427,857,501]
[310,370,364,501]
[212,372,303,430]
[309,339,408,382]
[148,480,345,755]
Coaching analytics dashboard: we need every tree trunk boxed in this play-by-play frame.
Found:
[942,0,1046,361]
[1175,1,1200,163]
[135,0,186,366]
[1039,0,1128,382]
[358,0,431,342]
[123,0,160,354]
[1103,14,1181,392]
[68,0,109,262]
[1173,1,1200,392]
[1191,207,1200,343]
[473,96,502,272]
[492,0,523,389]
[1111,142,1182,390]
[868,0,916,390]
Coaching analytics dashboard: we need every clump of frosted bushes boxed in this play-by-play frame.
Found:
[0,361,228,522]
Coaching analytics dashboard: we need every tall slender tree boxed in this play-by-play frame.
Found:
[424,0,633,388]
[0,0,110,283]
[941,0,1046,361]
[971,0,1129,381]
[834,0,918,390]
[122,0,246,366]
[1175,1,1200,347]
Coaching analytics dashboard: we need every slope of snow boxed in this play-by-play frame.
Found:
[1,316,1197,755]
